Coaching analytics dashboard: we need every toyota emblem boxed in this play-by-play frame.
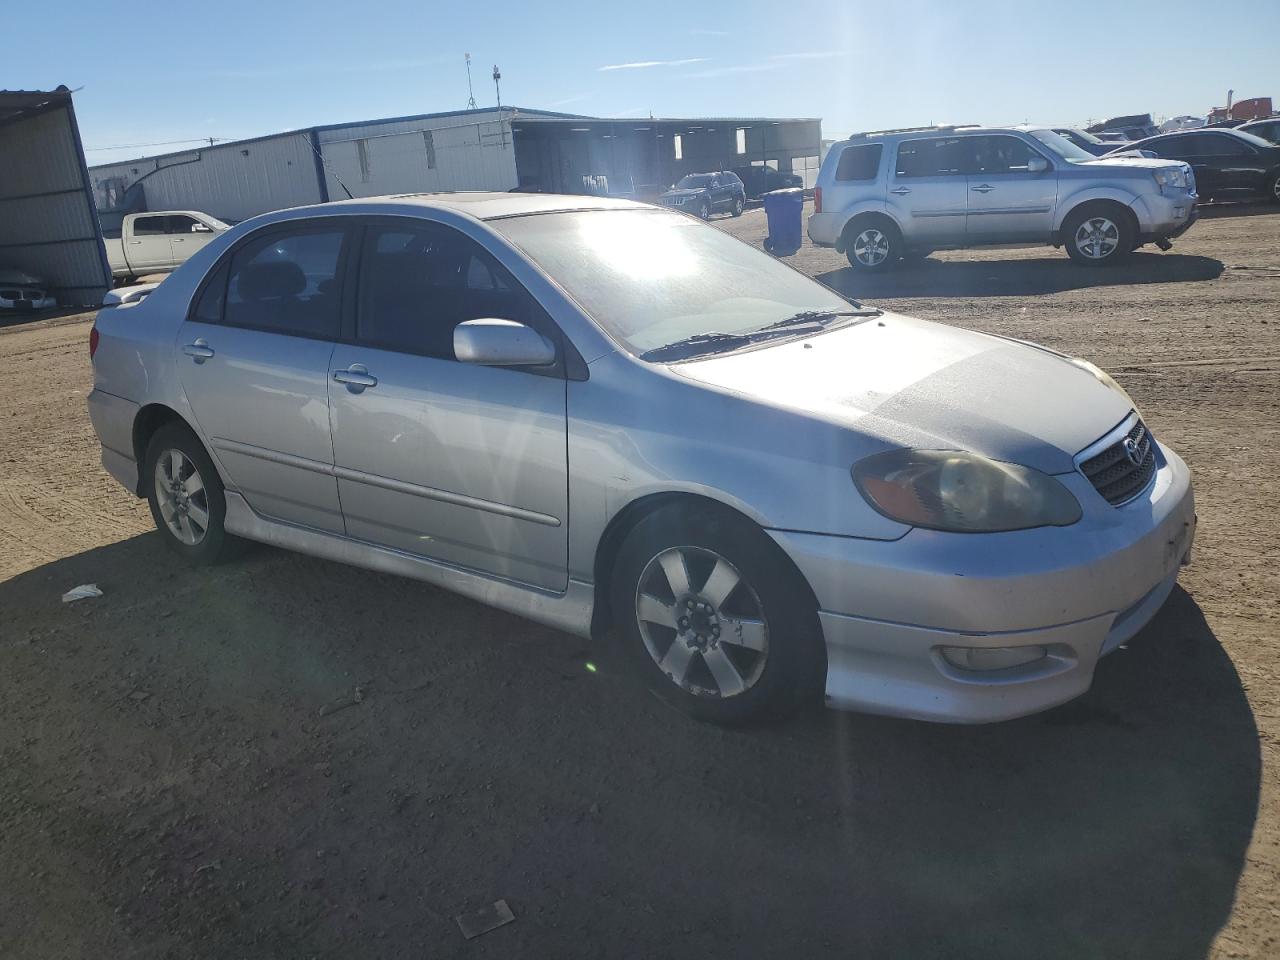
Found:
[1123,436,1143,466]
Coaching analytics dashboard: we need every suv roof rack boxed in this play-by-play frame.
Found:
[846,124,980,140]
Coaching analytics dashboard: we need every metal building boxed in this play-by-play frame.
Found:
[88,107,821,223]
[1,88,111,306]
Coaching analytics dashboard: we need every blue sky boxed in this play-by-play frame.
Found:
[9,0,1278,165]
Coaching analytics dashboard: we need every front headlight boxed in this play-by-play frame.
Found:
[852,449,1082,533]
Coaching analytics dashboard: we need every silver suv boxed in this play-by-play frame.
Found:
[809,126,1198,269]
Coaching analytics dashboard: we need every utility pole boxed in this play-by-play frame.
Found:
[465,53,477,109]
[493,64,505,147]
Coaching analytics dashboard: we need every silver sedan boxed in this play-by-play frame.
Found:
[87,193,1195,724]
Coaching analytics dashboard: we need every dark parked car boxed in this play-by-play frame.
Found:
[1051,128,1113,157]
[731,165,803,199]
[1109,128,1280,204]
[657,171,745,219]
[1238,117,1280,145]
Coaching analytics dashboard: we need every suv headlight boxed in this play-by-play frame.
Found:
[852,449,1082,533]
[1153,166,1188,191]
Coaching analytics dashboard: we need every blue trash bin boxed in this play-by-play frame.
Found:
[762,188,804,256]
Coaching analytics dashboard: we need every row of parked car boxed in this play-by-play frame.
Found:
[806,120,1280,270]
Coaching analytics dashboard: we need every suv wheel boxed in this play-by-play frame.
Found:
[845,220,900,270]
[731,196,744,217]
[1063,204,1134,265]
[698,199,711,220]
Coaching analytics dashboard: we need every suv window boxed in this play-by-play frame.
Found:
[835,144,882,181]
[964,135,1044,174]
[357,222,545,361]
[132,216,167,236]
[222,228,345,339]
[895,138,964,177]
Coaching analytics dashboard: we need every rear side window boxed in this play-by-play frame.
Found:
[895,138,964,177]
[835,144,883,181]
[356,222,545,361]
[222,228,345,339]
[131,216,167,236]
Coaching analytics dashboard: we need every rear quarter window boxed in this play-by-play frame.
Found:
[835,144,883,181]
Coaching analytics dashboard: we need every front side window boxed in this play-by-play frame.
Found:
[965,135,1045,174]
[894,138,964,177]
[356,222,542,360]
[166,215,201,234]
[1029,129,1096,163]
[1205,134,1253,156]
[494,208,853,356]
[835,144,883,181]
[222,228,345,339]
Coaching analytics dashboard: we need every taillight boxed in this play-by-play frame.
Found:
[89,325,100,360]
[814,186,822,214]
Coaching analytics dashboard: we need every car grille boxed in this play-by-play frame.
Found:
[1079,419,1157,505]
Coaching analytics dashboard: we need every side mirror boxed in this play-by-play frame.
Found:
[191,223,212,232]
[1026,156,1050,173]
[454,319,556,367]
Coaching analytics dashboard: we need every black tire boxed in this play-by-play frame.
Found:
[1062,203,1135,265]
[609,502,825,724]
[696,199,710,220]
[143,421,237,565]
[731,196,745,217]
[843,217,901,270]
[1266,172,1280,205]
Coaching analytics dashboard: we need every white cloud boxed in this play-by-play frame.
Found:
[599,58,709,72]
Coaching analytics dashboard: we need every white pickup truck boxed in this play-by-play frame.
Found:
[104,211,229,282]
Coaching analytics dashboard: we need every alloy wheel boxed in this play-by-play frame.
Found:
[153,448,210,546]
[634,546,769,699]
[1073,216,1120,260]
[852,228,890,266]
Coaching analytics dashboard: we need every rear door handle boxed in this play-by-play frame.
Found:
[890,186,911,195]
[182,339,214,363]
[333,364,378,392]
[971,184,994,193]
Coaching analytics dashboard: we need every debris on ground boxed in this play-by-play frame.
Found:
[61,584,102,603]
[455,899,515,940]
[318,685,366,718]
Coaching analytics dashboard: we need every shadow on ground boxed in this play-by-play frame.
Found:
[0,536,1260,959]
[817,252,1224,300]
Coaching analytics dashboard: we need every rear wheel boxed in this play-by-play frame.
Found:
[1266,172,1280,205]
[144,421,237,565]
[610,503,824,724]
[1063,204,1134,265]
[844,219,901,270]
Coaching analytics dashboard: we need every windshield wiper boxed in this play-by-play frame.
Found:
[640,331,753,362]
[754,308,882,333]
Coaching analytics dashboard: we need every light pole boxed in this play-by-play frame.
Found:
[465,53,477,110]
[493,64,506,147]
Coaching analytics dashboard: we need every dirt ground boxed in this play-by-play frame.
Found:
[1,205,1278,959]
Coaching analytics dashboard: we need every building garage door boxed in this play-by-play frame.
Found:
[0,88,112,307]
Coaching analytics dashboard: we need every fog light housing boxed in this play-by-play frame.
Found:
[941,645,1048,672]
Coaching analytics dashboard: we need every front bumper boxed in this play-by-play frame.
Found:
[1131,190,1198,243]
[769,440,1196,723]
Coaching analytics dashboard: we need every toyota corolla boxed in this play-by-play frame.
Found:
[87,193,1195,724]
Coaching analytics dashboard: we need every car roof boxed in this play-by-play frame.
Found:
[841,125,1041,145]
[319,191,647,221]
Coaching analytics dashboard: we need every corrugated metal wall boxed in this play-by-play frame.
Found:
[89,132,324,224]
[316,112,517,198]
[0,95,110,305]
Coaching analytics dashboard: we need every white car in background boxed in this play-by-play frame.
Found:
[0,268,57,312]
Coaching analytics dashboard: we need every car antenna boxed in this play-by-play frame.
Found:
[301,132,354,200]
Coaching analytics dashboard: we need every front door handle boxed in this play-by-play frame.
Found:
[171,237,185,243]
[182,339,215,363]
[890,186,911,195]
[333,364,378,392]
[971,184,994,193]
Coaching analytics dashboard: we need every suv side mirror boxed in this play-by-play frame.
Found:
[454,319,556,367]
[1026,156,1049,173]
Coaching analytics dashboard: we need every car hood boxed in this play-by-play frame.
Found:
[666,312,1132,474]
[1088,154,1182,170]
[662,188,707,199]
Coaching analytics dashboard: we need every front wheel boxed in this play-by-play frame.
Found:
[698,199,711,220]
[610,503,824,724]
[731,196,744,217]
[1063,206,1134,265]
[1266,173,1280,205]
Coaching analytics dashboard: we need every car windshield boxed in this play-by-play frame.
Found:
[676,174,714,188]
[1027,129,1096,163]
[494,208,855,355]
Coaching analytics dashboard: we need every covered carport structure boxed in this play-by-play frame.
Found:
[0,88,111,308]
